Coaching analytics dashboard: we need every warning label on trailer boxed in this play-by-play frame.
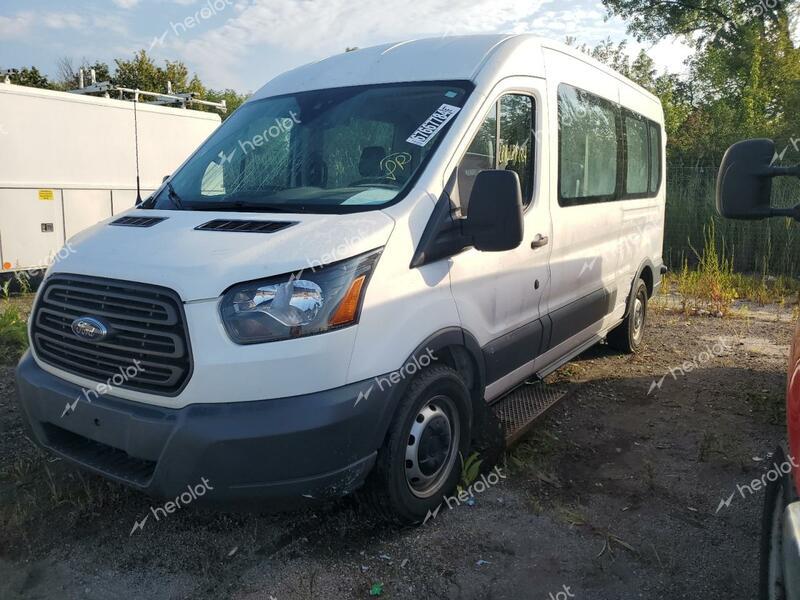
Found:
[406,104,461,147]
[38,190,54,201]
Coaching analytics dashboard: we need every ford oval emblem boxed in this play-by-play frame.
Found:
[71,317,109,342]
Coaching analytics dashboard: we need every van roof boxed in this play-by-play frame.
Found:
[251,34,659,104]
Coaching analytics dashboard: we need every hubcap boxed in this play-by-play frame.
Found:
[405,395,460,499]
[632,295,645,342]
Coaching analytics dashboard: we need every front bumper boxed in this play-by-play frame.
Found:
[15,351,399,501]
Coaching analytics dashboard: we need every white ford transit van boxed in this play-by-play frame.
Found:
[15,34,666,524]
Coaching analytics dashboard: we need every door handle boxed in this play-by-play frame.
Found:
[531,234,549,249]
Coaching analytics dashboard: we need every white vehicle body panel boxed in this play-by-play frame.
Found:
[28,34,665,410]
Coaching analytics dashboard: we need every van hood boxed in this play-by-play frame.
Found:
[51,209,396,301]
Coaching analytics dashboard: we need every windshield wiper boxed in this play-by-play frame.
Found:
[166,181,187,211]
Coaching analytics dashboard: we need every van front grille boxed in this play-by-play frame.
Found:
[31,274,192,396]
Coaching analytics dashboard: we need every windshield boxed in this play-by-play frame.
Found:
[147,82,472,213]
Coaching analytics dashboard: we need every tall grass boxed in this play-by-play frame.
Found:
[0,303,27,364]
[666,165,800,277]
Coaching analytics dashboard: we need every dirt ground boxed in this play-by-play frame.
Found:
[0,305,793,600]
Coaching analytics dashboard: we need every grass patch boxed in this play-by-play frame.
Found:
[662,220,800,312]
[0,302,28,364]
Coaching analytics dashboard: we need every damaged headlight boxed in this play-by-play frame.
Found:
[220,249,382,344]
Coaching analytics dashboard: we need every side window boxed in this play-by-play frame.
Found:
[499,95,534,203]
[458,103,497,206]
[201,162,225,196]
[558,85,619,205]
[457,94,534,210]
[624,115,649,196]
[649,123,662,193]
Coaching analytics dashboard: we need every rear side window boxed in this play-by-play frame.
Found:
[558,83,663,206]
[649,123,662,193]
[624,115,649,196]
[457,93,535,210]
[558,85,619,204]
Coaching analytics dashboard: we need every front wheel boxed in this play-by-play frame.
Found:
[607,278,648,354]
[363,365,471,524]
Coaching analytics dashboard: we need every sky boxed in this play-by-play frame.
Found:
[0,0,694,93]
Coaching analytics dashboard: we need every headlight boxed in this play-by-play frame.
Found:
[220,248,382,344]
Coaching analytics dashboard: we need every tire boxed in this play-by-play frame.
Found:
[607,278,648,354]
[362,365,471,525]
[760,446,791,600]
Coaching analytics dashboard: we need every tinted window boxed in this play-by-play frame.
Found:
[649,123,662,193]
[457,94,534,209]
[625,115,649,195]
[558,85,619,203]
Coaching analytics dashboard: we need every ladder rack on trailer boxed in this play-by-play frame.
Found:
[69,68,227,113]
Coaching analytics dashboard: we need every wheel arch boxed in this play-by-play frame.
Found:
[371,327,487,452]
[623,259,657,318]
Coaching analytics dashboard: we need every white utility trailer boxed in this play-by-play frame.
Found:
[0,81,222,273]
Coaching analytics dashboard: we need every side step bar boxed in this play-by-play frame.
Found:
[491,381,569,446]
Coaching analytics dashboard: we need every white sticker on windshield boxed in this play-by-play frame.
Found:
[406,104,461,147]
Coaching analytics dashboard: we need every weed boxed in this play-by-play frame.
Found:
[0,302,28,364]
[554,503,588,527]
[665,221,800,310]
[506,429,564,474]
[458,452,483,493]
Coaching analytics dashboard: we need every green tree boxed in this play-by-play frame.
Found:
[206,88,250,116]
[8,67,52,89]
[602,0,800,164]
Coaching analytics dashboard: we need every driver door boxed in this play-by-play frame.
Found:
[447,78,552,401]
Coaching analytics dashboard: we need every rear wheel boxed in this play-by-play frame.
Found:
[607,278,648,354]
[363,365,471,524]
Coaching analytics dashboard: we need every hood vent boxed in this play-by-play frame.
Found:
[195,219,298,233]
[111,216,168,228]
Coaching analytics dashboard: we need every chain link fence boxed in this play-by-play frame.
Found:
[665,164,800,278]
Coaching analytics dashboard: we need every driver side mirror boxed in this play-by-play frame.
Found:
[717,139,800,220]
[464,170,524,252]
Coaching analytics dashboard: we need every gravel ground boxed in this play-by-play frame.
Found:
[0,306,792,600]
